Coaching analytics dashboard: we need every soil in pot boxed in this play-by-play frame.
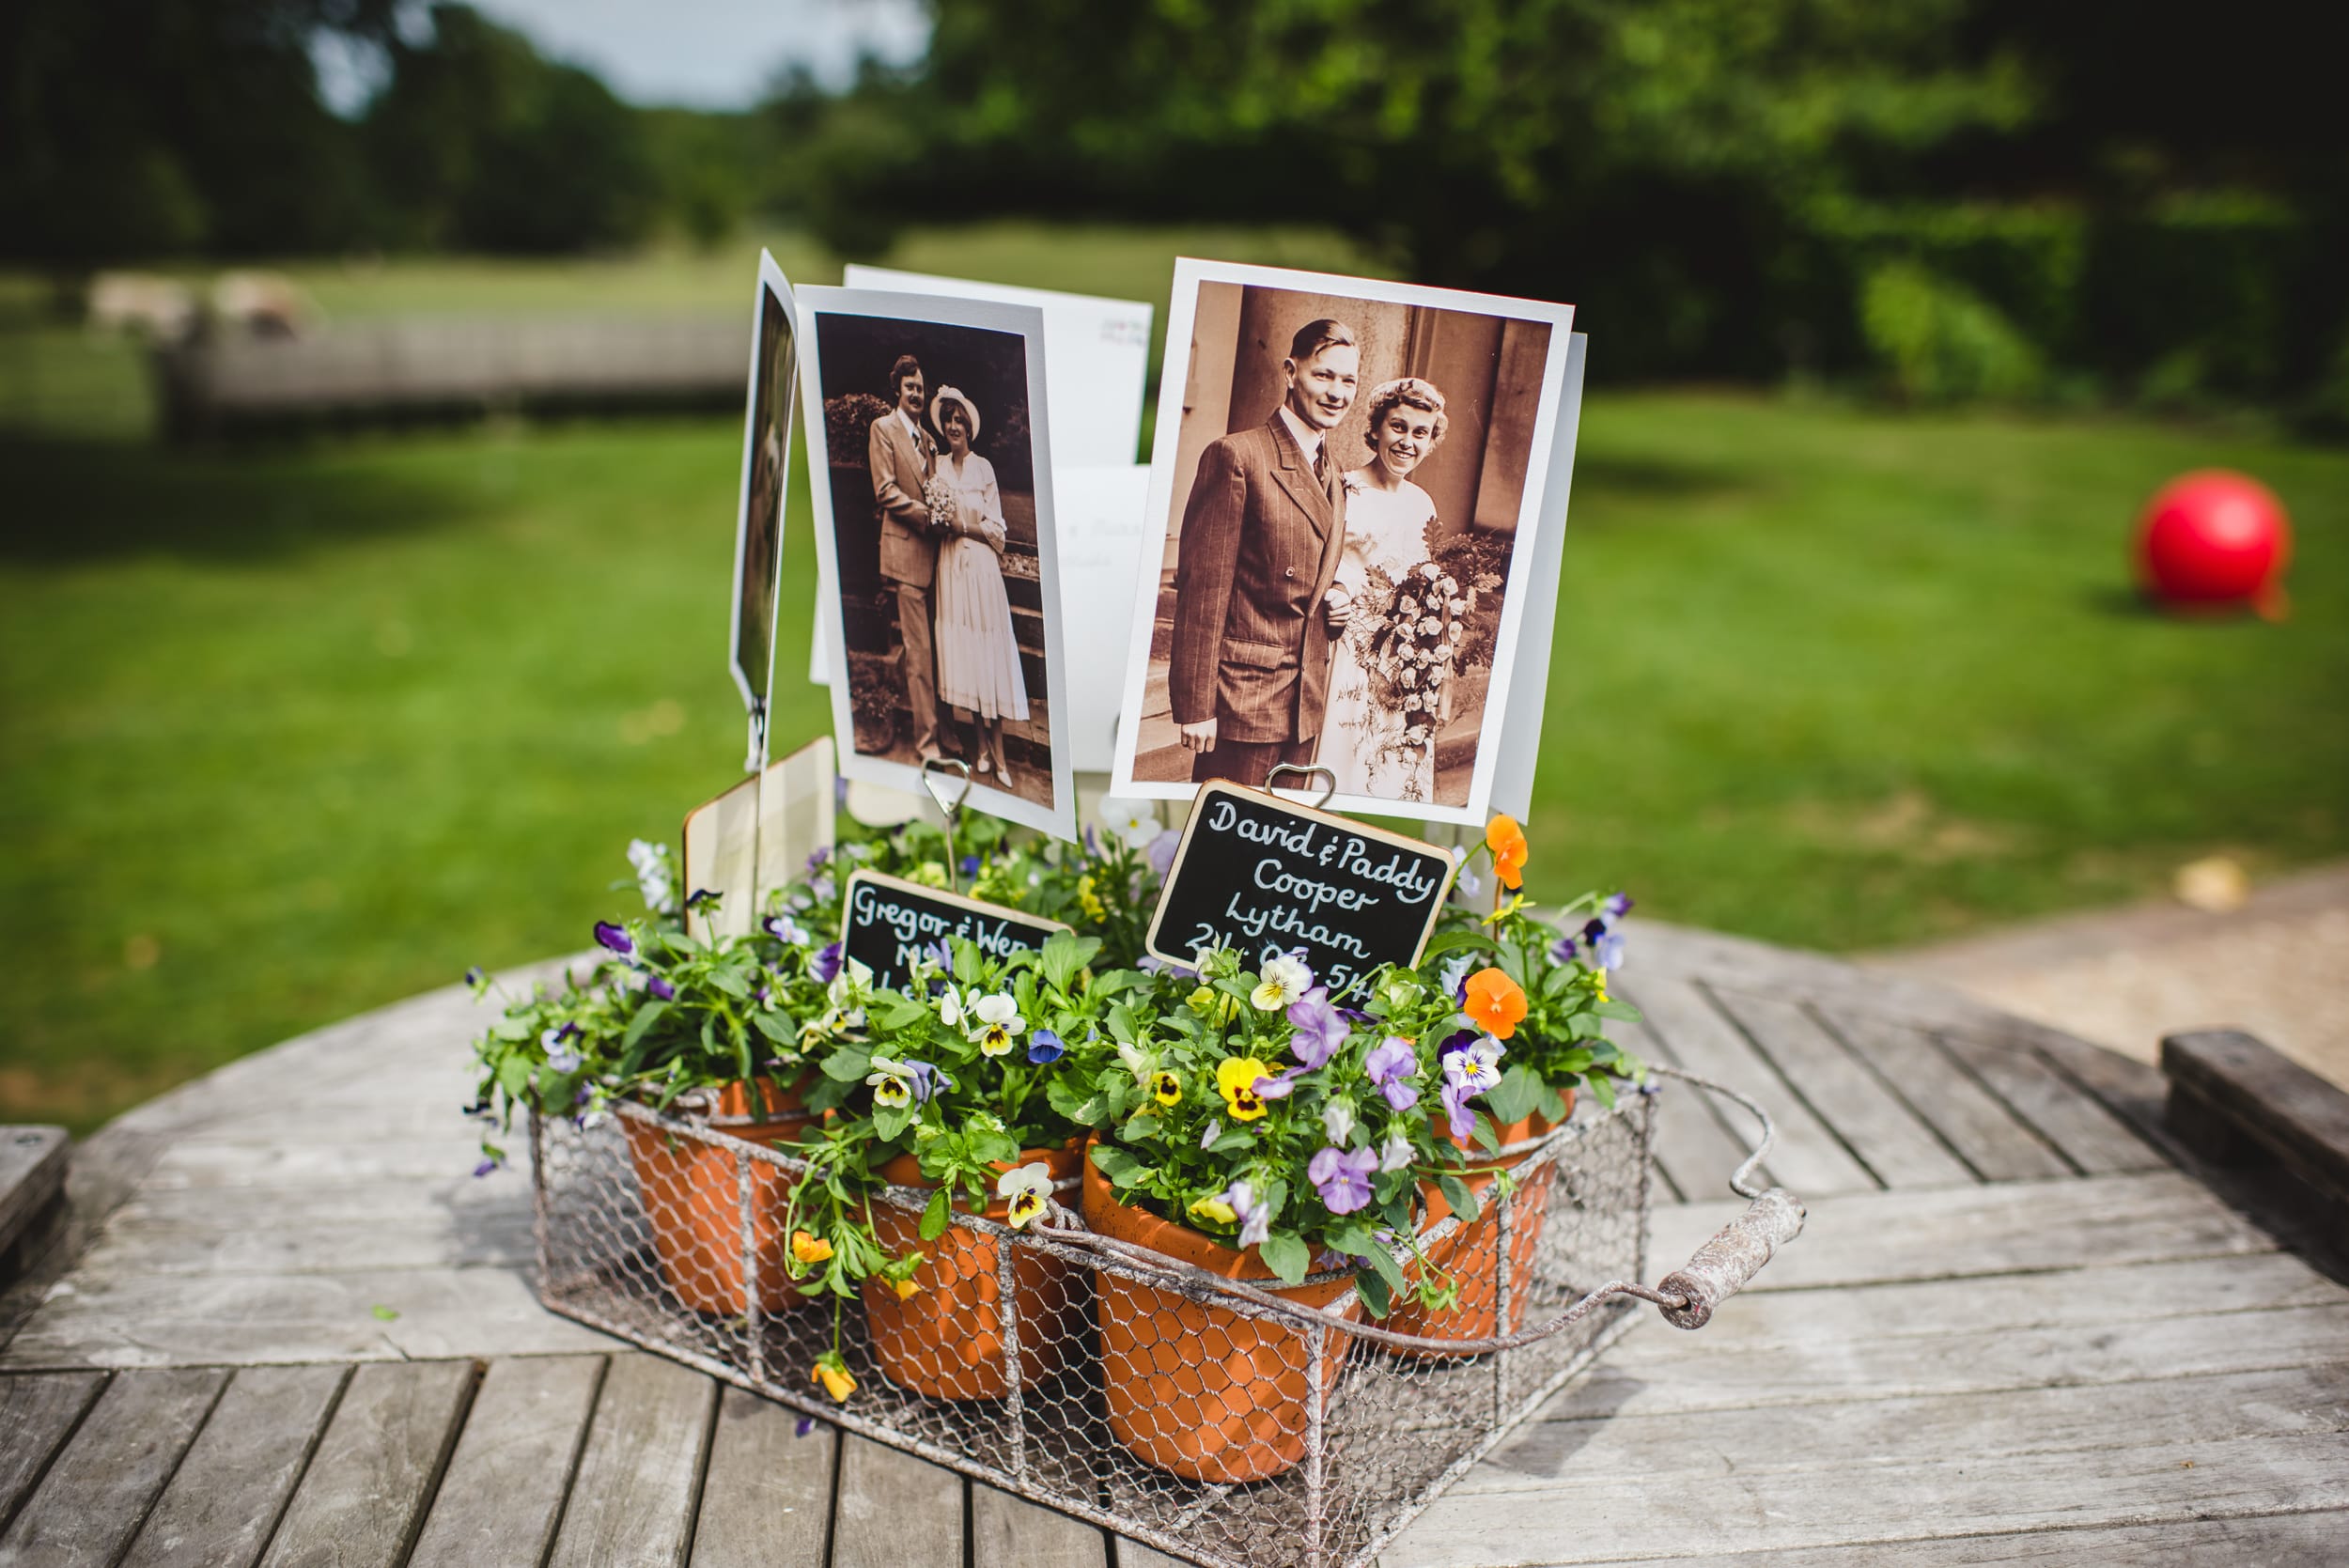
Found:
[859,1142,1086,1401]
[1081,1139,1361,1484]
[1388,1093,1572,1354]
[623,1078,812,1316]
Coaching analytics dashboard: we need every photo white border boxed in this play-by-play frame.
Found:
[795,285,1077,842]
[1107,258,1576,829]
[727,249,801,745]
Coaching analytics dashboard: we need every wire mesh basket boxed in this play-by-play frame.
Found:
[530,1078,1795,1568]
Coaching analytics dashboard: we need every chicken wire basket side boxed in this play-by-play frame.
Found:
[529,1093,1662,1568]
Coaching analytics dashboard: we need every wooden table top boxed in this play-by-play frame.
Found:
[2,923,2343,1566]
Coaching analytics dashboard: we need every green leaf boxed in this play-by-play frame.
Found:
[1257,1230,1310,1285]
[495,1054,532,1104]
[1323,1219,1379,1258]
[919,1187,952,1241]
[1486,1063,1544,1126]
[820,1046,872,1082]
[370,1304,399,1322]
[1120,1111,1161,1141]
[874,990,930,1030]
[1590,1073,1619,1110]
[621,1001,669,1052]
[1355,1267,1392,1318]
[1593,999,1643,1021]
[751,1011,798,1046]
[705,967,749,999]
[1437,1172,1480,1223]
[1046,1076,1105,1126]
[1420,928,1496,960]
[873,1105,913,1141]
[1361,1240,1407,1296]
[1473,1112,1503,1154]
[1088,1144,1145,1185]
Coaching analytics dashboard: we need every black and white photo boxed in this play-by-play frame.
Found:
[728,250,800,750]
[799,288,1074,839]
[1111,261,1576,827]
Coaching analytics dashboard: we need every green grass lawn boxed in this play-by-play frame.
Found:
[1,229,2342,1134]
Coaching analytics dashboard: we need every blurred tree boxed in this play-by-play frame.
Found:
[0,0,398,269]
[365,5,661,254]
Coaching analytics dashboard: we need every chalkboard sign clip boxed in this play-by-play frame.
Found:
[921,756,974,894]
[1265,763,1337,811]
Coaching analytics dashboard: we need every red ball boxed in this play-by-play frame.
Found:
[2134,470,2293,614]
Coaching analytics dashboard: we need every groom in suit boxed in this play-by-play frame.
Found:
[869,353,946,762]
[1169,318,1360,786]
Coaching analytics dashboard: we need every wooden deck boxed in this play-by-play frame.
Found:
[2,924,2343,1565]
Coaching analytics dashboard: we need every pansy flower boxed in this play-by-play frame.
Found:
[646,975,676,1001]
[1150,1069,1183,1106]
[1098,798,1163,851]
[593,920,633,958]
[996,1162,1055,1230]
[1027,1029,1066,1065]
[791,1231,833,1265]
[1378,1128,1415,1172]
[1189,1192,1237,1225]
[1146,830,1183,877]
[967,992,1024,1057]
[811,1355,855,1404]
[1227,1179,1273,1248]
[811,941,843,984]
[1308,1145,1378,1215]
[1486,815,1529,890]
[540,1022,583,1074]
[866,1058,915,1109]
[1285,986,1348,1068]
[765,912,811,947]
[1322,1098,1357,1143]
[1216,1058,1276,1120]
[1462,968,1528,1039]
[1251,955,1313,1012]
[1365,1036,1420,1110]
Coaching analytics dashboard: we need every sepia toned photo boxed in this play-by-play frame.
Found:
[798,287,1074,840]
[728,251,800,743]
[1111,261,1576,827]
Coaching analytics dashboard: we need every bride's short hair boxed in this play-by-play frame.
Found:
[1363,377,1448,447]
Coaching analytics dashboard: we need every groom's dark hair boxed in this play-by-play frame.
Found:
[887,355,924,396]
[1287,318,1358,362]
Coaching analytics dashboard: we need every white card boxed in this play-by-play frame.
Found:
[1486,333,1587,822]
[1051,464,1153,771]
[682,736,837,941]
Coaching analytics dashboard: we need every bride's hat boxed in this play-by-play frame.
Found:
[928,385,980,442]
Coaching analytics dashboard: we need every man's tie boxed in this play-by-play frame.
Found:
[1313,445,1326,485]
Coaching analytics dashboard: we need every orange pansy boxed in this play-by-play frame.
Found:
[1486,815,1529,889]
[1462,967,1529,1040]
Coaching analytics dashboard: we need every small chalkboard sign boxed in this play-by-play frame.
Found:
[1145,782,1455,995]
[840,870,1070,993]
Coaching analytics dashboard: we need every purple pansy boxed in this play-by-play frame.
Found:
[593,921,632,957]
[795,1416,817,1438]
[1364,1036,1421,1110]
[810,874,836,902]
[1285,986,1348,1069]
[1145,829,1182,877]
[1252,1067,1301,1101]
[766,913,811,946]
[1226,1179,1272,1248]
[686,888,722,910]
[1439,1036,1507,1141]
[1605,893,1634,919]
[472,1157,499,1178]
[905,1059,955,1103]
[1308,1145,1378,1215]
[923,938,954,974]
[1027,1029,1066,1065]
[958,854,980,876]
[811,941,843,984]
[805,846,832,874]
[1137,954,1196,980]
[464,966,485,986]
[541,1022,583,1074]
[646,975,676,1001]
[1550,933,1579,965]
[1439,953,1473,1001]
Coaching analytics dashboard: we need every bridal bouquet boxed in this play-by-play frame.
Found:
[1361,561,1469,747]
[922,471,959,535]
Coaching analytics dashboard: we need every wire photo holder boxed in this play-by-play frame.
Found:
[530,1074,1800,1568]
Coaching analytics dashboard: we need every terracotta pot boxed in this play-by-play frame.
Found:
[860,1142,1086,1401]
[623,1078,813,1316]
[1389,1091,1573,1354]
[1081,1139,1361,1483]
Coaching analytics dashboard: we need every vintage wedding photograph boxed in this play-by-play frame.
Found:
[1110,261,1576,827]
[798,288,1073,839]
[728,250,799,728]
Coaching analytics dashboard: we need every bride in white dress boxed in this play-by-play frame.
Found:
[1319,377,1449,802]
[926,387,1030,783]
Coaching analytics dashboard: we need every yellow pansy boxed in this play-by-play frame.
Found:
[1151,1069,1183,1106]
[1216,1058,1275,1121]
[1190,1194,1237,1225]
[811,1358,856,1403]
[890,1277,923,1300]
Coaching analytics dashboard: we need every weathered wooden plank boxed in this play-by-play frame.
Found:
[1710,988,1973,1188]
[2,1263,616,1369]
[0,1367,225,1568]
[80,1204,534,1276]
[1551,1301,2349,1421]
[1651,1171,2273,1294]
[689,1390,833,1568]
[972,1483,1106,1568]
[1392,1429,2349,1564]
[1818,1007,2071,1182]
[547,1352,716,1568]
[1628,972,1877,1196]
[0,1373,106,1531]
[408,1355,604,1568]
[140,1137,498,1191]
[2166,1028,2349,1208]
[1562,1512,2349,1565]
[0,1128,69,1267]
[832,1435,961,1568]
[119,1363,347,1568]
[1114,1541,1190,1568]
[1598,1250,2341,1356]
[1485,1363,2349,1484]
[1936,1031,2164,1175]
[257,1359,474,1568]
[1611,1015,1766,1201]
